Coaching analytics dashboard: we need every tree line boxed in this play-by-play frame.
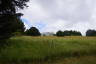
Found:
[55,29,96,36]
[18,26,96,37]
[56,30,82,36]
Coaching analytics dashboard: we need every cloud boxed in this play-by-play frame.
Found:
[20,0,96,35]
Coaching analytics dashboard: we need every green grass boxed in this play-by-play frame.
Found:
[0,36,96,64]
[45,56,96,64]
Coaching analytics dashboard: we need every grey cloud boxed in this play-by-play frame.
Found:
[21,0,96,35]
[35,0,93,21]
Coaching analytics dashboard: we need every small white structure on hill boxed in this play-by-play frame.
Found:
[41,32,55,36]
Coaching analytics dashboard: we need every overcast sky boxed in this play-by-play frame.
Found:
[21,0,96,35]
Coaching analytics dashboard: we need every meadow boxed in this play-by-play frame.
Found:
[0,36,96,64]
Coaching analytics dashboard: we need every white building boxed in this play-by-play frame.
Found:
[41,32,55,36]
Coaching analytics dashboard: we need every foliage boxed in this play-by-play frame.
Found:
[56,30,64,36]
[56,30,82,37]
[12,32,23,36]
[0,0,29,14]
[0,15,25,39]
[86,29,96,36]
[0,0,29,40]
[64,30,82,36]
[25,27,41,36]
[12,16,25,34]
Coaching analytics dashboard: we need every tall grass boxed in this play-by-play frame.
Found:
[0,36,96,63]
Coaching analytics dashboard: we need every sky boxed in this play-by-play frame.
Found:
[20,0,96,35]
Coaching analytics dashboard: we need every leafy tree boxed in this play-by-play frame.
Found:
[0,0,29,40]
[14,13,25,33]
[0,0,29,14]
[56,30,64,36]
[12,15,25,36]
[63,30,70,36]
[0,14,25,39]
[64,30,82,36]
[86,29,96,36]
[25,27,41,36]
[56,30,82,37]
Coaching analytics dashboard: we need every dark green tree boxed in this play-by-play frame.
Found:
[63,30,70,36]
[12,14,25,36]
[64,30,82,36]
[14,13,25,33]
[0,0,29,40]
[0,0,29,14]
[56,30,64,37]
[56,30,82,37]
[86,29,96,36]
[25,27,41,36]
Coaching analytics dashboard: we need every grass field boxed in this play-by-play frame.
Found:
[0,36,96,64]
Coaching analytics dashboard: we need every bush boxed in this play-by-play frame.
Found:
[12,32,23,36]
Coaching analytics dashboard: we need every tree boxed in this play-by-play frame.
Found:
[0,0,29,14]
[64,30,82,36]
[56,30,82,37]
[56,30,64,37]
[25,27,41,36]
[86,29,96,36]
[0,14,25,39]
[63,30,70,36]
[63,30,82,36]
[12,15,25,36]
[0,0,29,40]
[13,13,25,33]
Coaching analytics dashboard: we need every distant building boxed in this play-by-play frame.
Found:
[41,32,55,36]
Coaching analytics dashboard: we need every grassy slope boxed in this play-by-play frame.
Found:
[0,36,96,64]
